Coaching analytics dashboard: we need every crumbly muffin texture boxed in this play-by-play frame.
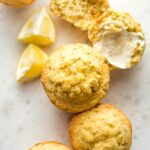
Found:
[28,141,71,150]
[42,44,110,113]
[50,0,145,69]
[69,103,132,150]
[88,8,145,69]
[88,8,143,43]
[50,0,109,31]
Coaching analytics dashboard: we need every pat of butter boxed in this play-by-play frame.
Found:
[94,21,145,69]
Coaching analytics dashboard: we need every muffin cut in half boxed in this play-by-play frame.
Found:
[41,44,110,113]
[69,103,132,150]
[88,8,145,69]
[49,0,110,31]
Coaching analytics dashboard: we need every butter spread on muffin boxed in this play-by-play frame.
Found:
[28,141,71,150]
[41,44,110,113]
[49,0,109,31]
[69,103,132,150]
[88,8,145,69]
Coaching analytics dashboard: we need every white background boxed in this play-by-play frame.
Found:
[0,0,150,150]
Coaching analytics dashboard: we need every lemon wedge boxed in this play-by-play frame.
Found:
[16,44,48,82]
[18,7,56,46]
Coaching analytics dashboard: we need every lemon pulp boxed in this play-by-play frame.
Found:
[16,44,48,82]
[18,7,56,46]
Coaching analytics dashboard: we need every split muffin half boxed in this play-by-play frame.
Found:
[88,8,145,69]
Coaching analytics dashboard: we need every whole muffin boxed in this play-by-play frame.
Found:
[28,141,71,150]
[88,8,145,69]
[49,0,109,31]
[69,103,132,150]
[41,44,110,113]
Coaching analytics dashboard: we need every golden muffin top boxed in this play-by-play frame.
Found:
[50,0,109,30]
[69,103,132,150]
[41,44,110,113]
[28,142,71,150]
[0,0,35,7]
[88,8,145,69]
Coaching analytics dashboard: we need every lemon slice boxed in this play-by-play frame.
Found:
[16,44,48,82]
[18,7,56,46]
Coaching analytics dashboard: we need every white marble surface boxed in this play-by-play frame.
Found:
[0,0,150,150]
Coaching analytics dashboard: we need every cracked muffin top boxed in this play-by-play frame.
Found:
[41,44,110,113]
[69,103,132,150]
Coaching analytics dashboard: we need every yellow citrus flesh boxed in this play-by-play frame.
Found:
[18,7,56,46]
[16,44,48,82]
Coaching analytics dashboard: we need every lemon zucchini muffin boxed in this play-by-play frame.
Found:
[49,0,109,31]
[69,103,132,150]
[88,8,145,69]
[41,44,110,113]
[28,141,71,150]
[0,0,35,7]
